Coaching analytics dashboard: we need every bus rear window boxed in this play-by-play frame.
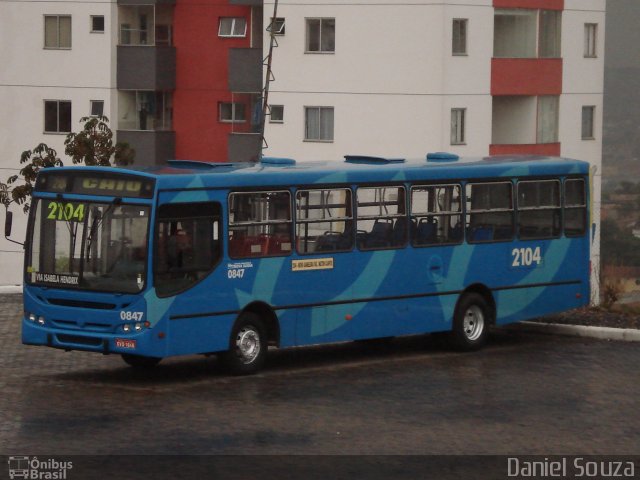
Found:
[228,191,292,258]
[564,179,586,237]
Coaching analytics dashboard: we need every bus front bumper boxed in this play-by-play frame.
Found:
[22,319,166,357]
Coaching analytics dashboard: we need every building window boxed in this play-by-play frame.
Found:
[306,18,335,53]
[269,105,284,123]
[268,17,285,35]
[91,15,104,33]
[584,23,597,57]
[90,100,104,117]
[537,96,559,143]
[452,19,468,55]
[582,106,595,140]
[305,107,334,142]
[219,102,246,123]
[450,108,466,145]
[218,17,247,38]
[44,100,72,133]
[44,15,72,49]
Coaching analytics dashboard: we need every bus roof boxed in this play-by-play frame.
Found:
[42,154,591,192]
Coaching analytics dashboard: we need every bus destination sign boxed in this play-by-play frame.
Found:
[36,171,155,199]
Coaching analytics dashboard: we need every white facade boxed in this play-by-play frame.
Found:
[263,0,605,300]
[0,0,116,285]
[264,0,495,160]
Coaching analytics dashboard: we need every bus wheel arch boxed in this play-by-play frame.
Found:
[448,284,495,351]
[461,284,496,325]
[241,301,280,347]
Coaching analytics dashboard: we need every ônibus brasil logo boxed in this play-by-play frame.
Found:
[7,456,72,479]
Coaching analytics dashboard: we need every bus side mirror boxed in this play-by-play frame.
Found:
[4,211,12,238]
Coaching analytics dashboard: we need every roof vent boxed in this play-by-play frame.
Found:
[344,155,405,164]
[261,157,296,166]
[426,152,460,162]
[167,159,235,169]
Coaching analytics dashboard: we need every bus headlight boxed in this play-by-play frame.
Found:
[123,324,131,333]
[37,316,46,326]
[134,323,143,332]
[28,313,37,322]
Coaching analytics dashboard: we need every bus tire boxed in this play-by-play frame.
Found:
[121,354,162,368]
[448,292,490,351]
[221,313,267,375]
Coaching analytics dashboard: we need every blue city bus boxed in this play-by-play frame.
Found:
[19,153,591,374]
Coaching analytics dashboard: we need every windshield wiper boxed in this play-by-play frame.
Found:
[85,198,121,276]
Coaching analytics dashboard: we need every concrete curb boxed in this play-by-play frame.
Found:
[510,321,640,342]
[0,286,22,294]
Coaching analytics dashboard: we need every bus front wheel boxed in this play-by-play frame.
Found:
[448,293,490,351]
[121,354,162,368]
[221,313,267,375]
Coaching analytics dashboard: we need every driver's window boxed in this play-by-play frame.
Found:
[154,202,221,296]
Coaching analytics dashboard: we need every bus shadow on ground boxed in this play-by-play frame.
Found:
[49,328,549,386]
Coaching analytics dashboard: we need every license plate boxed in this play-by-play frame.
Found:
[115,338,136,349]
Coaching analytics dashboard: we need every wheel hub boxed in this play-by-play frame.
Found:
[463,305,485,341]
[236,327,261,364]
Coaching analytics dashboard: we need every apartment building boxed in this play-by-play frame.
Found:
[0,0,605,293]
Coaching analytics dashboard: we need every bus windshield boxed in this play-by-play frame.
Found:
[26,199,150,293]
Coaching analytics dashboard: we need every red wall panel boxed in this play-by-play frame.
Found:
[490,143,561,156]
[493,0,563,10]
[491,58,562,96]
[173,1,252,162]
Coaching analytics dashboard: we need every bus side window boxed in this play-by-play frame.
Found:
[228,191,292,258]
[356,186,407,251]
[410,184,462,247]
[564,178,587,237]
[295,188,353,254]
[154,202,221,297]
[517,179,561,240]
[465,182,514,243]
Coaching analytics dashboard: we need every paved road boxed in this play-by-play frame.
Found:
[1,293,639,457]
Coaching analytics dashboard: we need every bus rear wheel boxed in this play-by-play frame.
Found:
[448,292,490,351]
[121,354,162,368]
[220,313,267,375]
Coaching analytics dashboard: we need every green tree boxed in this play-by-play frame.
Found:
[7,143,63,212]
[4,116,134,213]
[64,115,134,167]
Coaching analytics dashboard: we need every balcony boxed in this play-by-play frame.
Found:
[117,130,176,166]
[491,96,560,156]
[117,4,175,90]
[223,92,262,162]
[492,8,562,95]
[229,48,263,93]
[117,91,174,165]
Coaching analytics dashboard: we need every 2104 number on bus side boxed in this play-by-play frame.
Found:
[511,246,542,268]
